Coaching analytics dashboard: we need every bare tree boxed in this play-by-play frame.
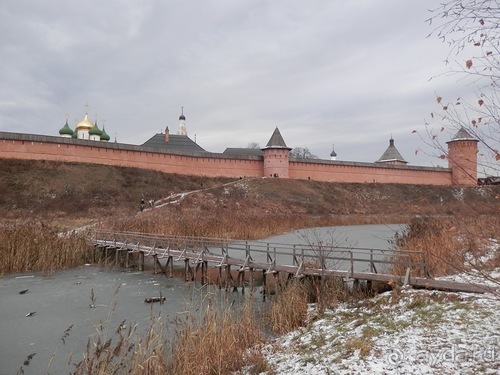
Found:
[247,142,260,149]
[290,147,319,160]
[418,0,499,177]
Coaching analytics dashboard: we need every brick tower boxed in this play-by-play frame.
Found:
[446,127,479,186]
[262,127,292,178]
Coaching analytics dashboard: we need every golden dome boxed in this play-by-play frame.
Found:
[76,114,94,130]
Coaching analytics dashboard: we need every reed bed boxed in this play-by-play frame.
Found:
[0,220,94,276]
[104,205,410,240]
[268,279,309,334]
[169,299,264,375]
[64,297,265,375]
[391,215,500,277]
[70,315,169,375]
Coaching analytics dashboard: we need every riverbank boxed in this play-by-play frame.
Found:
[249,269,500,375]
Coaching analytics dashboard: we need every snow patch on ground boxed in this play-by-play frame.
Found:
[249,270,500,374]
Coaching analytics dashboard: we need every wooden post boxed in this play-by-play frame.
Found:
[166,256,173,278]
[262,269,267,301]
[203,261,208,285]
[115,248,119,266]
[195,262,201,280]
[218,266,223,289]
[155,256,167,276]
[349,250,354,278]
[352,279,359,294]
[239,270,245,293]
[125,251,129,268]
[153,254,158,274]
[225,265,231,291]
[184,259,194,281]
[139,251,144,271]
[249,267,254,294]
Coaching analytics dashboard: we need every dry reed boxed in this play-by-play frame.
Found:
[268,279,309,334]
[168,298,264,375]
[391,215,500,277]
[0,220,94,276]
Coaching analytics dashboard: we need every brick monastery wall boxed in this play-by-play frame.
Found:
[0,133,262,178]
[289,160,452,185]
[0,132,454,185]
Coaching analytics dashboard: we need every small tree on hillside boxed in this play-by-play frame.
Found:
[417,0,499,178]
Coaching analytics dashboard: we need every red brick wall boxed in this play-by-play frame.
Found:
[0,138,262,178]
[289,160,452,185]
[0,134,461,186]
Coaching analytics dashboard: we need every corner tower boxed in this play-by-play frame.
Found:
[261,127,292,178]
[446,127,479,186]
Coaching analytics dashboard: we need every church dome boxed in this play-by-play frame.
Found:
[59,120,74,136]
[76,114,94,130]
[89,121,103,136]
[100,126,110,141]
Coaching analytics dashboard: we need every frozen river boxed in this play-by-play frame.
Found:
[0,224,405,374]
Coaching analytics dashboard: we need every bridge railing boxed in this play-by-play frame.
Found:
[92,230,429,278]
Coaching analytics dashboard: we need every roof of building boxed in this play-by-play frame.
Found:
[100,126,110,141]
[262,127,291,150]
[89,121,103,136]
[75,114,94,130]
[330,144,337,157]
[141,133,205,152]
[449,127,478,142]
[59,120,73,136]
[223,147,263,156]
[376,138,407,164]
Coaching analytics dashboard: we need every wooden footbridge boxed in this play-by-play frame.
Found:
[91,230,493,294]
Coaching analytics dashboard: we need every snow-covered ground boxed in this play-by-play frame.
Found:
[250,271,499,374]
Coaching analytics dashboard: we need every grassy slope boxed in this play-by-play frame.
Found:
[0,158,498,230]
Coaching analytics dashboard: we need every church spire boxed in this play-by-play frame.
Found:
[177,107,187,136]
[330,144,337,160]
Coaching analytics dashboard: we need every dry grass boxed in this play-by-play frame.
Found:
[269,280,309,334]
[0,220,94,276]
[66,297,265,375]
[392,215,500,277]
[169,299,264,375]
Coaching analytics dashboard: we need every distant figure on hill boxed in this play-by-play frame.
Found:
[140,199,145,212]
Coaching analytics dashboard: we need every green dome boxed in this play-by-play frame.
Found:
[100,126,110,141]
[89,121,103,136]
[58,120,74,136]
[72,129,77,138]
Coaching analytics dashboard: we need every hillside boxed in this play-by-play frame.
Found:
[0,158,498,230]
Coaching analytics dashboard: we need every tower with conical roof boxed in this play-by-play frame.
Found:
[59,119,74,138]
[261,127,292,178]
[376,137,407,165]
[446,127,478,186]
[177,107,187,136]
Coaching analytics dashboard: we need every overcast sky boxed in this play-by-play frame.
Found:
[0,0,469,166]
